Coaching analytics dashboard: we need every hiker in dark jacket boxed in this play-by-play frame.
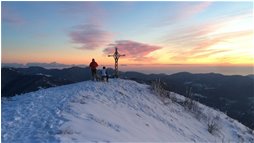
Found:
[89,58,98,81]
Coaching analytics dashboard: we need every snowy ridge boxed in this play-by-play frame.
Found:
[2,79,254,142]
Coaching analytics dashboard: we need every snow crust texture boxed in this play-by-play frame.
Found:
[2,79,254,142]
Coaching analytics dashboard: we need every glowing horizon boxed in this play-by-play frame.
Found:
[2,2,254,67]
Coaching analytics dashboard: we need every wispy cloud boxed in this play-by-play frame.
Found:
[60,2,107,25]
[169,29,253,62]
[164,9,253,63]
[69,24,113,50]
[2,6,25,25]
[177,2,212,20]
[161,2,212,25]
[103,40,162,61]
[64,2,115,50]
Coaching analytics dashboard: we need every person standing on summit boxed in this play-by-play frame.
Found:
[89,58,98,81]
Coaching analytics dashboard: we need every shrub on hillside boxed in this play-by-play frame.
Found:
[183,87,199,112]
[151,79,171,104]
[207,116,220,135]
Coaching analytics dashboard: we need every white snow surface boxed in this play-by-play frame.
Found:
[2,79,254,142]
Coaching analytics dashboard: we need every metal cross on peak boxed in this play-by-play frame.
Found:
[108,47,125,78]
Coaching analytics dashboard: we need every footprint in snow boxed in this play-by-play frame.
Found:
[87,113,121,132]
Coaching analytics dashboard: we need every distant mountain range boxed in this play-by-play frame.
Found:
[1,66,254,130]
[247,74,254,79]
[1,66,116,97]
[2,62,87,69]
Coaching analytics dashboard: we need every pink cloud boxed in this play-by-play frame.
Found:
[103,40,162,61]
[69,24,113,50]
[165,18,223,45]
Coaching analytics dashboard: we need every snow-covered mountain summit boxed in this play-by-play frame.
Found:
[2,79,254,142]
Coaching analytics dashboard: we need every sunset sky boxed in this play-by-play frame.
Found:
[1,1,253,72]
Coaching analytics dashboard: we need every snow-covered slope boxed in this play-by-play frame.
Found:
[2,79,254,142]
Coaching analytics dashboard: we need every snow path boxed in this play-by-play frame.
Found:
[2,82,88,143]
[2,79,254,142]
